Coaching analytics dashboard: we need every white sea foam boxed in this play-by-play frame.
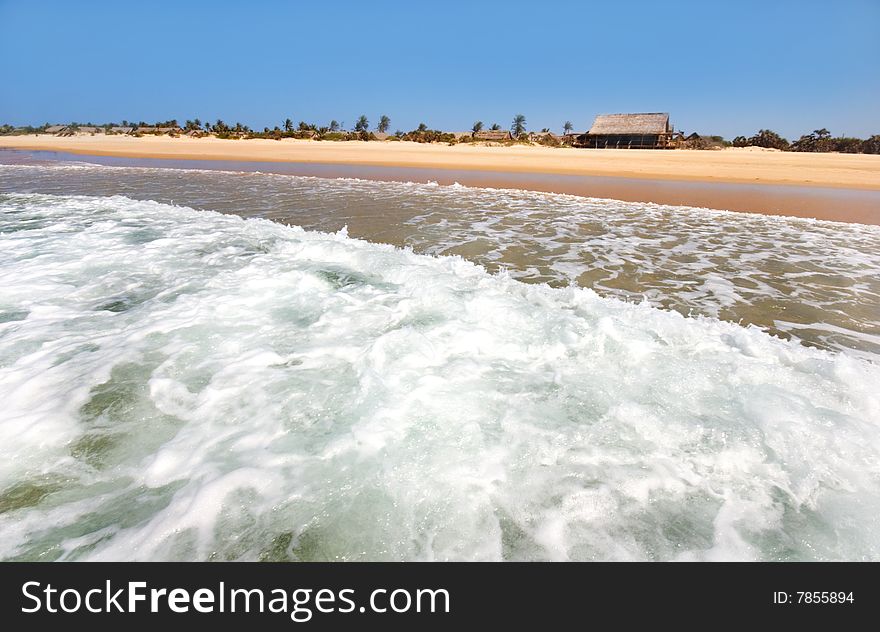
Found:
[0,192,879,561]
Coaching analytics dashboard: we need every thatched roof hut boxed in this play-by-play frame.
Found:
[44,125,66,134]
[474,130,513,141]
[580,113,673,149]
[588,113,670,135]
[110,126,134,134]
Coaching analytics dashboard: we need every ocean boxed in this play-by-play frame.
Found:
[1,154,879,561]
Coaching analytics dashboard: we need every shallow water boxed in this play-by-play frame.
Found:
[2,158,879,359]
[1,162,879,561]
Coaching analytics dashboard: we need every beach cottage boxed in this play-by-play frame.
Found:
[474,130,513,141]
[579,113,673,149]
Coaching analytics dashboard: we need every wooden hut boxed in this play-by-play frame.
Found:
[474,130,513,141]
[44,125,66,135]
[579,113,673,149]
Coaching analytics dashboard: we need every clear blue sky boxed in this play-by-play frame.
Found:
[1,0,878,139]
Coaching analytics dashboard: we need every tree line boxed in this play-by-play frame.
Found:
[5,118,877,154]
[1,114,576,144]
[729,128,880,154]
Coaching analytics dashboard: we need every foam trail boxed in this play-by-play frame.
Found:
[0,192,879,561]
[3,161,879,359]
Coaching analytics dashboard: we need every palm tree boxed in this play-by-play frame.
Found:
[284,118,293,132]
[354,115,369,132]
[472,121,483,134]
[329,120,340,132]
[490,123,501,131]
[511,114,526,137]
[417,123,428,132]
[193,118,201,130]
[563,121,573,135]
[377,115,391,133]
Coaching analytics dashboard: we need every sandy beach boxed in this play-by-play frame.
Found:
[2,134,880,191]
[3,135,880,223]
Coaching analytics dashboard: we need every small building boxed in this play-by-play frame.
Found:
[185,130,206,137]
[474,130,513,141]
[528,131,561,142]
[44,125,66,135]
[109,126,134,134]
[579,113,673,149]
[372,132,389,141]
[76,126,102,134]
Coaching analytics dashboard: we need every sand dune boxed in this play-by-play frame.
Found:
[2,134,880,190]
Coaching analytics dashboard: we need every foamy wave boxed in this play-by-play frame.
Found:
[1,192,879,561]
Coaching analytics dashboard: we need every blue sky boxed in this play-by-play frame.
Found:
[1,0,878,139]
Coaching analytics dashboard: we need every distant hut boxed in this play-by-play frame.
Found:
[579,113,673,149]
[474,130,513,141]
[76,126,102,134]
[109,126,134,134]
[185,130,205,138]
[372,132,389,141]
[561,131,584,145]
[44,125,66,135]
[528,131,561,142]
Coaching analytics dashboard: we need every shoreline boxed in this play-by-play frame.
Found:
[3,134,880,189]
[2,137,880,225]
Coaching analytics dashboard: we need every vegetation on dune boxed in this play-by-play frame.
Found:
[399,125,456,144]
[3,115,878,154]
[682,134,729,150]
[722,128,879,153]
[732,129,790,150]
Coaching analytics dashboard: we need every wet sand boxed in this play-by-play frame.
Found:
[4,148,879,225]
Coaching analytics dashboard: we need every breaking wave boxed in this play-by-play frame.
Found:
[0,192,879,561]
